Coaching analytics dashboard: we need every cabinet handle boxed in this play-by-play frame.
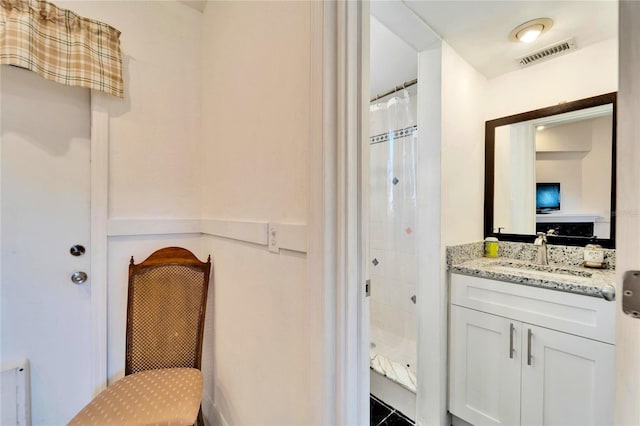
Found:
[527,328,533,366]
[509,323,515,359]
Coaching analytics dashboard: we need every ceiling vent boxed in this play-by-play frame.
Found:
[517,38,577,67]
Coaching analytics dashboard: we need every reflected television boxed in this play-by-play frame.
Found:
[536,183,560,213]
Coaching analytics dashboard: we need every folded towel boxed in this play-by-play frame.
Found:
[370,351,417,393]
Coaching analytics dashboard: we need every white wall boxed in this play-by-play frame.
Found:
[486,38,617,120]
[536,120,592,152]
[536,121,590,215]
[54,0,204,384]
[200,1,308,223]
[200,2,315,424]
[536,155,583,212]
[58,1,203,220]
[441,42,488,245]
[436,43,487,426]
[416,44,444,426]
[535,117,612,219]
[415,40,487,426]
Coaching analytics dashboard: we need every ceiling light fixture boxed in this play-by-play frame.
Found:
[509,18,553,43]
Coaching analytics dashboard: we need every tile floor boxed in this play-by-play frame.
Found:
[370,394,414,426]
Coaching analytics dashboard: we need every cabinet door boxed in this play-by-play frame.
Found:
[521,324,615,426]
[449,306,522,426]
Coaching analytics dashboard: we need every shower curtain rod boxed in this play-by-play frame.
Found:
[370,78,418,102]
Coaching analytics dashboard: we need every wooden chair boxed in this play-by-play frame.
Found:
[68,247,211,426]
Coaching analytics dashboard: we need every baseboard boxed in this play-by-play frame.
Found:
[201,392,216,426]
[202,397,229,426]
[451,414,473,426]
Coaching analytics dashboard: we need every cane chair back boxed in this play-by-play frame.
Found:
[125,247,211,376]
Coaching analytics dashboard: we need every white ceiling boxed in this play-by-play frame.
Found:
[405,0,617,79]
[371,0,617,85]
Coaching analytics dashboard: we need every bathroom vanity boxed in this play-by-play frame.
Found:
[449,91,620,425]
[447,246,616,426]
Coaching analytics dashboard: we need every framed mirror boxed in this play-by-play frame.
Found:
[485,92,616,248]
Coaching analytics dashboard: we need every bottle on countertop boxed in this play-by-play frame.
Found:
[584,243,605,269]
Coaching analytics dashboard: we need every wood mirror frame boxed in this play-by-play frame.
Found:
[484,92,617,248]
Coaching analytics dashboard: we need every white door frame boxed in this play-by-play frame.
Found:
[89,91,109,395]
[319,2,451,425]
[615,2,640,424]
[309,1,369,424]
[316,2,452,425]
[335,1,370,424]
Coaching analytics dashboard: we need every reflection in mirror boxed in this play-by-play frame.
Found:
[494,105,612,238]
[485,93,616,248]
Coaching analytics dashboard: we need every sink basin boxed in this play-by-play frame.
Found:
[489,261,593,283]
[492,266,592,283]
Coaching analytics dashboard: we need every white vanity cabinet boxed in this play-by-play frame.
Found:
[450,306,522,426]
[449,273,615,426]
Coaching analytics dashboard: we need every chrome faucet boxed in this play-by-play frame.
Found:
[534,232,548,265]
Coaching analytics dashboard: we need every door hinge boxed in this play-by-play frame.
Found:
[365,279,371,297]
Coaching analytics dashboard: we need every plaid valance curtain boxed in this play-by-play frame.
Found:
[0,0,123,98]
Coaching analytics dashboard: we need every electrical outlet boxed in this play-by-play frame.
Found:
[268,223,280,253]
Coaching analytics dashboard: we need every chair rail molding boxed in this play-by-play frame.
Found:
[107,218,307,254]
[107,219,202,237]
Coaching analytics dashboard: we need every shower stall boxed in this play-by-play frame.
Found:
[369,85,418,418]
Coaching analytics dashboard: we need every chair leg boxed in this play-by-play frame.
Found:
[196,406,204,426]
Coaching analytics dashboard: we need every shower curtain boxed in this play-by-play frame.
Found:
[369,89,418,392]
[370,91,417,218]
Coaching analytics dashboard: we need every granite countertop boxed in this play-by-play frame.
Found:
[450,257,616,299]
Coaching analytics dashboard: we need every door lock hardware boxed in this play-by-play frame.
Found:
[71,271,88,285]
[70,245,86,257]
